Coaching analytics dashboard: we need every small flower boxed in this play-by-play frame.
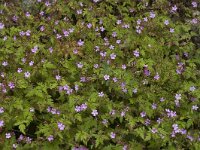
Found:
[151,128,158,134]
[13,144,18,148]
[170,28,174,33]
[29,107,35,112]
[8,82,15,89]
[87,23,92,28]
[56,75,61,81]
[164,20,169,25]
[17,68,22,73]
[77,62,83,68]
[192,1,197,8]
[98,92,104,97]
[2,61,8,66]
[122,64,126,70]
[77,39,84,46]
[102,119,108,125]
[104,75,110,80]
[112,77,118,82]
[110,132,116,139]
[133,50,140,57]
[6,133,11,139]
[175,94,181,100]
[189,86,196,92]
[192,105,198,110]
[29,61,34,66]
[91,109,98,116]
[140,111,146,117]
[57,122,65,131]
[0,107,4,113]
[149,12,156,18]
[31,46,38,53]
[133,88,137,93]
[47,135,54,142]
[160,97,165,102]
[0,22,4,29]
[152,103,157,109]
[24,71,30,78]
[94,64,99,68]
[110,53,116,59]
[154,73,160,80]
[0,120,4,127]
[171,5,178,12]
[109,45,114,50]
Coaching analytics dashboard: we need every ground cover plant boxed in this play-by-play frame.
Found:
[0,0,200,149]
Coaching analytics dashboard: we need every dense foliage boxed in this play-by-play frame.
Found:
[0,0,200,149]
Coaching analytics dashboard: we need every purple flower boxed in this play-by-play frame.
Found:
[164,20,169,25]
[133,50,140,57]
[102,119,108,125]
[152,103,157,109]
[145,119,151,126]
[112,32,117,37]
[154,73,160,80]
[116,40,121,44]
[165,109,177,118]
[192,105,198,110]
[192,1,197,8]
[170,28,174,33]
[189,86,196,92]
[110,132,116,139]
[122,64,126,70]
[140,111,146,117]
[47,135,54,142]
[77,62,83,68]
[56,75,61,81]
[109,45,114,50]
[8,82,15,89]
[77,39,84,46]
[110,53,116,59]
[151,128,158,133]
[2,61,8,66]
[100,51,107,57]
[0,22,4,29]
[175,94,181,100]
[160,97,165,102]
[171,5,178,13]
[91,109,98,116]
[6,133,11,139]
[149,12,156,18]
[57,122,65,131]
[87,23,92,28]
[104,75,110,80]
[117,20,122,25]
[98,92,104,97]
[24,71,30,78]
[157,118,163,124]
[0,107,4,113]
[31,46,38,53]
[0,120,4,127]
[94,64,99,68]
[132,88,137,94]
[112,77,118,82]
